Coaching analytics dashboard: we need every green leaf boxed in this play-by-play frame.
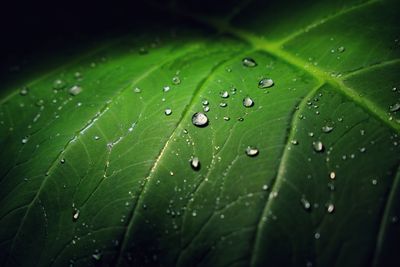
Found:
[1,0,399,266]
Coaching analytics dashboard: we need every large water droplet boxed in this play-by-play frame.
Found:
[258,78,274,88]
[192,112,209,127]
[242,57,257,67]
[243,97,254,108]
[312,141,324,152]
[245,146,259,157]
[190,156,200,170]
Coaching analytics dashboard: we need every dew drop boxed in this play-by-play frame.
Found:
[192,112,209,127]
[20,87,29,96]
[223,116,230,121]
[190,156,200,170]
[53,79,65,90]
[327,203,335,213]
[72,209,80,221]
[262,184,269,191]
[60,158,66,164]
[219,102,227,108]
[245,146,259,157]
[389,103,400,112]
[220,91,229,98]
[133,87,141,93]
[314,232,321,239]
[372,179,378,185]
[322,125,334,133]
[291,140,299,145]
[164,108,172,116]
[203,106,210,112]
[192,211,197,217]
[312,141,324,152]
[69,85,82,96]
[242,57,257,67]
[337,46,345,53]
[329,171,336,180]
[94,136,100,140]
[258,78,274,88]
[301,198,311,211]
[36,99,44,107]
[92,252,102,261]
[202,100,209,106]
[163,86,170,92]
[243,97,254,107]
[21,136,29,144]
[172,76,181,85]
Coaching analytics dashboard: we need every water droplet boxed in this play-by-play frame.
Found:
[172,76,181,85]
[164,108,172,116]
[242,57,257,67]
[322,125,334,133]
[245,146,259,157]
[133,87,141,93]
[327,203,335,213]
[262,184,268,191]
[192,112,209,127]
[20,87,29,96]
[60,158,66,164]
[190,157,200,170]
[301,198,311,211]
[69,85,82,96]
[223,116,230,121]
[35,99,44,107]
[202,100,209,106]
[258,78,274,88]
[203,106,210,112]
[291,140,299,145]
[329,171,336,180]
[92,252,102,261]
[74,72,82,79]
[163,86,170,92]
[243,97,254,107]
[192,211,197,217]
[312,141,324,152]
[389,103,400,112]
[337,46,345,53]
[220,91,229,98]
[314,232,321,239]
[73,209,80,221]
[219,102,227,107]
[372,179,378,185]
[94,136,100,140]
[21,136,29,144]
[53,79,65,90]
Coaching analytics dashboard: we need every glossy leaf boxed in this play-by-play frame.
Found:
[1,0,399,266]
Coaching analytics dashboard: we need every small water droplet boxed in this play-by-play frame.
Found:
[314,232,321,239]
[203,106,210,112]
[243,97,254,107]
[337,46,345,53]
[322,125,334,133]
[172,76,181,85]
[202,100,209,106]
[262,184,268,191]
[220,91,229,98]
[242,57,257,67]
[372,179,378,185]
[312,141,324,152]
[190,157,200,170]
[219,102,227,107]
[53,79,65,90]
[60,158,66,164]
[389,103,400,112]
[133,87,141,93]
[94,136,100,140]
[329,171,336,180]
[163,86,170,92]
[69,85,82,96]
[73,209,80,221]
[258,78,274,88]
[301,198,311,211]
[192,211,197,217]
[327,204,335,213]
[192,112,209,127]
[35,99,44,107]
[245,146,259,157]
[164,108,172,116]
[291,140,299,145]
[21,136,29,144]
[223,116,230,121]
[20,87,29,96]
[92,252,102,261]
